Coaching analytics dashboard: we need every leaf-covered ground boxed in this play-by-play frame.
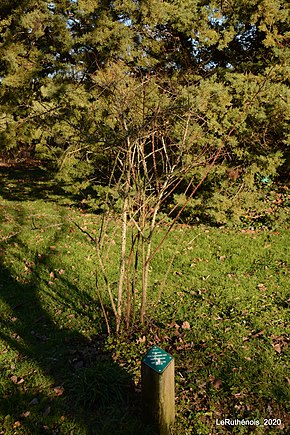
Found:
[0,165,289,434]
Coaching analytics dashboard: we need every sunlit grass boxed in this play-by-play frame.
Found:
[0,191,289,434]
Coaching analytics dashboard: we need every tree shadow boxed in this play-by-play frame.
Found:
[0,161,68,203]
[0,208,154,434]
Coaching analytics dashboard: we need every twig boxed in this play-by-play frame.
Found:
[1,232,21,242]
[95,271,111,335]
[71,220,96,243]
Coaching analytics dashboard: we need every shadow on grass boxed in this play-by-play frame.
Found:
[0,209,154,434]
[0,161,68,203]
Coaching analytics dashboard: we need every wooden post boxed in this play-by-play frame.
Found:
[141,346,175,435]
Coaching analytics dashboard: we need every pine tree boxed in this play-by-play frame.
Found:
[0,0,73,158]
[0,0,289,222]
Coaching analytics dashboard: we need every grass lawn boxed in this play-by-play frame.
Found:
[0,164,289,434]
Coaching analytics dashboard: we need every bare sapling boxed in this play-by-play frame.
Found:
[72,63,274,333]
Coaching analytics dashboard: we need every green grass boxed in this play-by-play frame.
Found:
[0,165,289,434]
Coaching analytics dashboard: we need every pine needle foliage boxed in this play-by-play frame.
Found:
[1,1,288,222]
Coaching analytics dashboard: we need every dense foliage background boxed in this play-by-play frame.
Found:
[0,0,289,226]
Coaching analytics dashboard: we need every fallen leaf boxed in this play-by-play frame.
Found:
[258,283,267,291]
[233,392,244,398]
[10,375,18,384]
[20,411,30,418]
[208,374,222,389]
[270,334,286,342]
[267,404,273,414]
[176,342,194,350]
[181,321,190,330]
[53,386,65,396]
[273,343,282,353]
[13,421,21,428]
[213,379,222,389]
[252,330,265,338]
